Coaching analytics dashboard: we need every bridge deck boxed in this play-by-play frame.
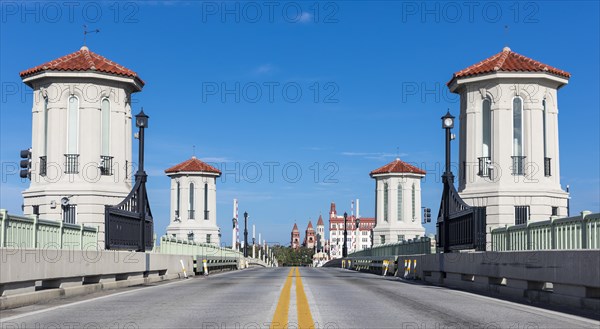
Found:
[1,268,597,329]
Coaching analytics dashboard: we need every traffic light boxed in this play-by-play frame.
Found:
[19,148,32,179]
[423,207,431,223]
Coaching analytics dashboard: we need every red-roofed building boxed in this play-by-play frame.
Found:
[328,200,376,259]
[291,223,300,249]
[18,46,145,247]
[370,159,426,246]
[303,221,316,249]
[448,47,570,241]
[165,156,222,245]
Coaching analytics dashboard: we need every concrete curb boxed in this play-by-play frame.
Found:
[0,273,183,310]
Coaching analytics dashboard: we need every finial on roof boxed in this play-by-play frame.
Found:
[80,45,89,51]
[503,46,511,52]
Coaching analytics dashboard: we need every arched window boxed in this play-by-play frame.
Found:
[175,181,181,218]
[43,97,49,156]
[204,183,209,220]
[482,98,492,157]
[65,96,79,174]
[189,182,195,219]
[543,99,551,176]
[383,183,388,222]
[397,184,403,221]
[512,97,524,175]
[411,184,416,220]
[101,99,110,156]
[67,96,79,154]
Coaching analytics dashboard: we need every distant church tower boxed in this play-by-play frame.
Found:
[19,46,144,245]
[291,223,300,249]
[165,156,221,245]
[448,47,571,231]
[303,221,315,248]
[370,158,426,246]
[316,215,325,252]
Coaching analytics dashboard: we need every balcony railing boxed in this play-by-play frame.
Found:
[478,157,491,177]
[544,157,551,177]
[39,156,47,177]
[64,154,79,174]
[100,155,113,176]
[188,209,195,220]
[511,156,526,176]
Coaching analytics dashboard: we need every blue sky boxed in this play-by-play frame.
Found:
[1,1,599,246]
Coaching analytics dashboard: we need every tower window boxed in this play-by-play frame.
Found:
[515,206,529,225]
[397,184,403,221]
[65,96,79,174]
[383,183,389,222]
[512,97,525,175]
[204,183,209,220]
[40,97,49,177]
[412,184,416,220]
[62,204,76,224]
[543,99,551,177]
[479,98,492,177]
[189,182,195,219]
[175,181,181,219]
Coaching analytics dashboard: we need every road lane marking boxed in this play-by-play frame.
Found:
[295,267,315,329]
[270,268,294,329]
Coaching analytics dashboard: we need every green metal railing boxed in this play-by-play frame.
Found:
[491,212,600,251]
[156,235,243,258]
[0,209,99,249]
[348,236,435,257]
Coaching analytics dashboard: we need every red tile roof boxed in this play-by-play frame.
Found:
[307,221,314,230]
[448,47,570,86]
[317,215,324,226]
[292,223,299,231]
[165,157,221,175]
[20,46,144,86]
[370,158,426,176]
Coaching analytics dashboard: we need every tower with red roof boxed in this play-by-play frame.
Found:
[291,223,300,249]
[165,156,222,245]
[316,215,325,252]
[18,46,144,246]
[303,221,316,249]
[370,158,426,246]
[448,47,570,234]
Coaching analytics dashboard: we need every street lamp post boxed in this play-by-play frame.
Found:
[135,109,149,252]
[243,211,249,257]
[441,110,455,253]
[342,212,348,257]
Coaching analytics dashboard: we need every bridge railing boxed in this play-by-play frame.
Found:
[0,209,98,249]
[155,235,243,258]
[491,211,600,251]
[348,236,436,258]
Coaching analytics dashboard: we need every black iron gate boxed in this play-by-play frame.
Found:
[436,182,486,251]
[105,179,154,250]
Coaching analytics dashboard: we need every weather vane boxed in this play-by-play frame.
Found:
[83,25,100,45]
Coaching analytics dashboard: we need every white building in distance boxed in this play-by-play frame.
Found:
[370,159,426,246]
[19,46,144,246]
[165,157,221,245]
[448,47,571,236]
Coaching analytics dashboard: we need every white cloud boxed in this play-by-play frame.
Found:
[253,64,275,75]
[297,12,313,23]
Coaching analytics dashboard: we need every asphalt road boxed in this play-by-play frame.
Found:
[1,267,598,329]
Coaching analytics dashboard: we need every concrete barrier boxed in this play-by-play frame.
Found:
[0,248,193,309]
[393,251,600,311]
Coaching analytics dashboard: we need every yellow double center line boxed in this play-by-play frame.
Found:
[270,267,314,329]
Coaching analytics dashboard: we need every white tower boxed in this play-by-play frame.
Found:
[370,159,426,246]
[165,156,221,245]
[448,47,570,232]
[19,46,144,245]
